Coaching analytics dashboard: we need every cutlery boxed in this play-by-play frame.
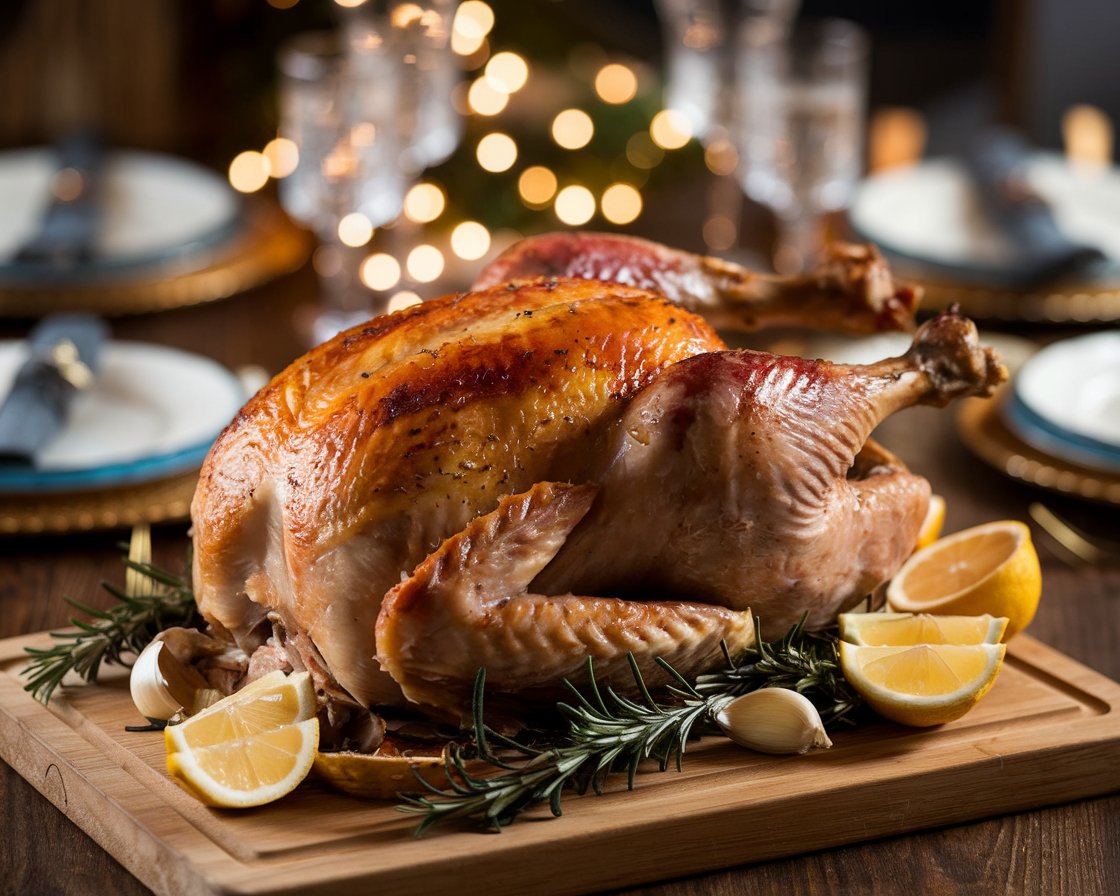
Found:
[964,128,1108,286]
[0,313,109,465]
[13,129,106,270]
[1029,502,1120,566]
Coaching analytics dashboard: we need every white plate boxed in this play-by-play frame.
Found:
[0,341,246,492]
[0,148,240,277]
[1005,331,1120,473]
[850,154,1120,273]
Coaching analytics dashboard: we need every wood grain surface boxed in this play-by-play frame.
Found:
[1,629,1118,896]
[1,244,1119,896]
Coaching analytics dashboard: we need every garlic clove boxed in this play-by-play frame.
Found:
[129,640,210,723]
[715,687,833,755]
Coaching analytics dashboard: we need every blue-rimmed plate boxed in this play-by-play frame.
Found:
[0,341,246,493]
[0,148,242,285]
[1005,331,1120,474]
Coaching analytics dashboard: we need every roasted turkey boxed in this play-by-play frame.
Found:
[188,235,1005,741]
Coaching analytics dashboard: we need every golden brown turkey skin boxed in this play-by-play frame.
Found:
[191,278,725,711]
[192,276,1003,725]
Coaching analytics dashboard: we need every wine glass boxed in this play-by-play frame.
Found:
[277,30,407,344]
[735,17,868,273]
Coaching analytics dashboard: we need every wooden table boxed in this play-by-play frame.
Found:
[1,254,1118,896]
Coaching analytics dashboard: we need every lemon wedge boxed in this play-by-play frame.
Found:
[886,520,1041,639]
[838,612,1008,647]
[839,641,1006,727]
[916,494,946,549]
[165,671,319,808]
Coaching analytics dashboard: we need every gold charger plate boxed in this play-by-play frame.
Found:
[915,273,1120,324]
[957,394,1120,505]
[0,470,197,535]
[0,198,311,318]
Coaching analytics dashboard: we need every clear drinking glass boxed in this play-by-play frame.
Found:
[278,30,407,343]
[736,17,868,273]
[655,0,800,144]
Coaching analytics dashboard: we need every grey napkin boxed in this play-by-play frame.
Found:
[0,314,109,465]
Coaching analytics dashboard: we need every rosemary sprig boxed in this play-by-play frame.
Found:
[400,616,862,834]
[21,527,199,704]
[695,615,863,727]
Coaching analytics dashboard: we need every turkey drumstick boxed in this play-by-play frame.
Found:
[474,231,920,334]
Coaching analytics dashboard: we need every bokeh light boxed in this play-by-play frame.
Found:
[625,132,664,169]
[703,215,737,251]
[452,1,494,55]
[551,109,594,150]
[388,291,423,313]
[650,109,693,150]
[476,132,518,172]
[554,185,596,226]
[600,183,642,225]
[228,151,270,193]
[403,182,447,223]
[485,52,529,94]
[468,77,509,116]
[704,139,739,176]
[450,221,492,260]
[263,137,299,179]
[407,244,446,282]
[518,166,558,207]
[594,63,638,104]
[338,212,374,247]
[360,253,402,291]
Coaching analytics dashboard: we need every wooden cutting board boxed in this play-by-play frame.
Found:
[2,630,1119,896]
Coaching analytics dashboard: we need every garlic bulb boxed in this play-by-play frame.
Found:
[715,687,832,755]
[129,640,210,722]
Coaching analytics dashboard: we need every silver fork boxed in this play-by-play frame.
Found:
[1029,502,1120,566]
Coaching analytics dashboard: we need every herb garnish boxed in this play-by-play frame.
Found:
[399,616,862,834]
[21,527,199,704]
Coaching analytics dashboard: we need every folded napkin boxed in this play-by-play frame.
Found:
[0,314,108,465]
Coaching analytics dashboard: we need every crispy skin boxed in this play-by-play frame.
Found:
[192,273,1003,725]
[191,279,725,709]
[475,232,920,334]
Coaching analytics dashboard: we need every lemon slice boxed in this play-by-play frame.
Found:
[839,641,1006,727]
[838,612,1008,646]
[165,671,319,808]
[886,520,1041,639]
[916,494,946,549]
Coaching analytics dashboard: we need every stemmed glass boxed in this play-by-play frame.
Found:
[276,2,461,345]
[735,17,868,273]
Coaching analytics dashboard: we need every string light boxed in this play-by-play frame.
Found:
[594,63,638,104]
[485,52,529,94]
[360,253,401,291]
[228,151,270,193]
[554,185,595,226]
[450,221,492,260]
[338,212,374,247]
[407,244,445,282]
[518,166,558,207]
[263,137,298,179]
[551,109,594,150]
[403,182,446,223]
[468,77,509,116]
[625,132,664,169]
[452,1,494,56]
[650,109,693,150]
[476,132,518,172]
[703,215,737,251]
[388,291,423,313]
[600,183,642,225]
[704,139,739,176]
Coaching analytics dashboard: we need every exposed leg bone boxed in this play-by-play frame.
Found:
[376,481,756,723]
[473,231,920,334]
